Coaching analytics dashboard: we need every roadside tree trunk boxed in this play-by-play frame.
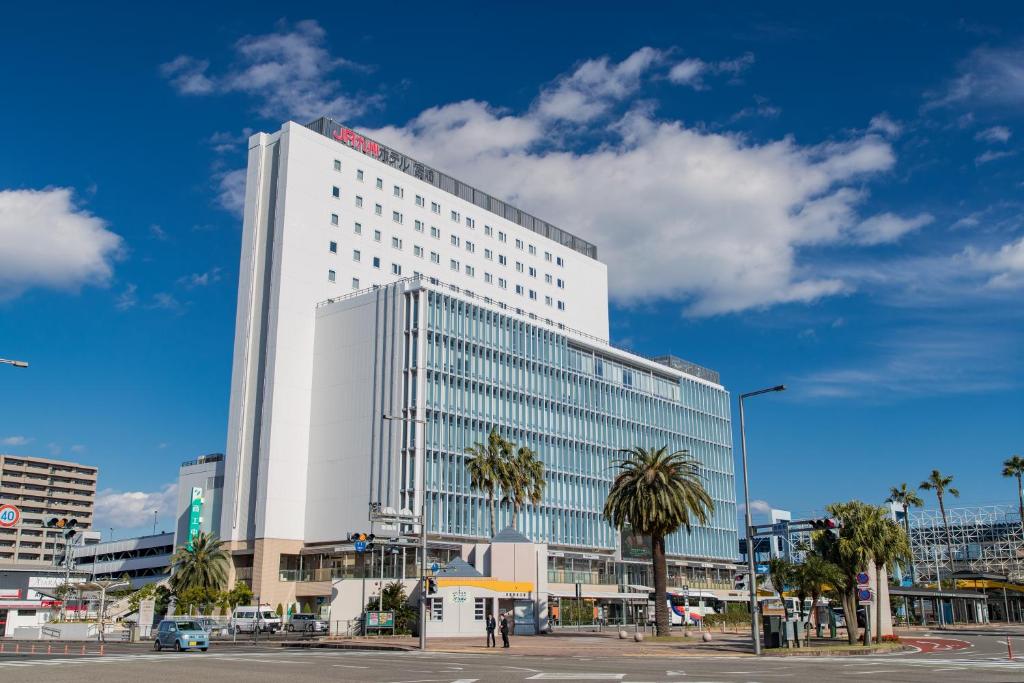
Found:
[652,534,670,637]
[841,586,858,645]
[488,494,497,536]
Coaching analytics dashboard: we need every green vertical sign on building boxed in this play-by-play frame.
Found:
[187,486,203,549]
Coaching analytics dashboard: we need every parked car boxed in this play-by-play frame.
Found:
[230,606,281,634]
[154,619,209,652]
[287,613,328,633]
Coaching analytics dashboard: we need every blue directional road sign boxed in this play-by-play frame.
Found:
[354,540,367,552]
[755,564,770,574]
[430,562,440,573]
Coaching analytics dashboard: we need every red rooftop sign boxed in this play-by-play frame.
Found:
[332,127,380,157]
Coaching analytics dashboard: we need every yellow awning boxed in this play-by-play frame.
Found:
[436,577,534,592]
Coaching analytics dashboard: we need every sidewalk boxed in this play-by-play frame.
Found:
[312,630,754,657]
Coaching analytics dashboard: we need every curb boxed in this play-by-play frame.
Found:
[281,641,416,652]
[762,645,913,657]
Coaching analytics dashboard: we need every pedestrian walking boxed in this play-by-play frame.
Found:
[486,613,497,647]
[500,612,510,648]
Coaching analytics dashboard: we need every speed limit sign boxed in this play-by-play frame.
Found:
[0,504,21,527]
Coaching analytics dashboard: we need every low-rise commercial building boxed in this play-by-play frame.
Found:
[70,532,174,589]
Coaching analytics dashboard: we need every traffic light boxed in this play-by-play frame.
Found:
[46,518,79,537]
[427,577,438,595]
[809,518,841,531]
[349,532,376,551]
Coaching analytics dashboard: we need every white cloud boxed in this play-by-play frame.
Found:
[668,52,754,90]
[1,436,31,446]
[149,224,168,240]
[69,444,86,454]
[975,125,1012,143]
[368,76,897,314]
[802,327,1019,399]
[217,169,247,216]
[667,58,708,88]
[535,47,663,122]
[115,283,138,311]
[849,212,933,245]
[94,483,178,530]
[869,113,902,137]
[178,268,222,289]
[926,43,1024,109]
[0,188,123,301]
[162,20,377,121]
[975,149,1016,165]
[963,236,1024,290]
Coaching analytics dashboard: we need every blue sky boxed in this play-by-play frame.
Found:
[1,2,1022,538]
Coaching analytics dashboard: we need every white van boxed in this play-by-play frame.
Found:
[230,606,281,634]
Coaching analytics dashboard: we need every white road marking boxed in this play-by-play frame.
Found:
[527,675,626,681]
[331,664,370,668]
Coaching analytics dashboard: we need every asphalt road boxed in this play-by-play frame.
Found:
[0,633,1022,682]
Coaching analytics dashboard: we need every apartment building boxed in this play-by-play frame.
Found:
[0,454,98,565]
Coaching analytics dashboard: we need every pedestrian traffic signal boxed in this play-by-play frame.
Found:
[427,578,438,595]
[734,573,748,590]
[809,518,840,531]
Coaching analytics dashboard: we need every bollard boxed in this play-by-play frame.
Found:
[47,643,52,655]
[15,644,20,654]
[64,643,69,655]
[1008,636,1014,661]
[0,642,4,653]
[99,643,105,656]
[80,644,85,655]
[30,644,36,654]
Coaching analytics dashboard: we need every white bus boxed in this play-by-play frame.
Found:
[649,591,725,626]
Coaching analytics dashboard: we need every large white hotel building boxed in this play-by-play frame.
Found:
[220,118,738,619]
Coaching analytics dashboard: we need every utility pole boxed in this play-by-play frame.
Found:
[152,510,158,535]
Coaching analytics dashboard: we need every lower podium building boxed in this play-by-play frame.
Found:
[223,276,738,626]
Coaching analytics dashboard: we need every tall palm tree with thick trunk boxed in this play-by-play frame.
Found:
[919,470,959,577]
[603,446,713,637]
[465,428,510,535]
[1002,455,1024,533]
[767,557,794,620]
[869,517,911,642]
[815,501,880,645]
[170,532,229,593]
[886,483,924,583]
[501,445,546,529]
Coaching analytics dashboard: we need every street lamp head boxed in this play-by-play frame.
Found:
[771,384,786,392]
[13,361,28,368]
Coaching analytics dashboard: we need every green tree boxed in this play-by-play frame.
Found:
[365,581,417,634]
[175,585,220,615]
[919,470,959,572]
[501,444,546,529]
[275,603,284,618]
[766,557,795,621]
[603,446,713,636]
[814,501,882,645]
[1002,455,1024,533]
[224,580,253,610]
[886,483,923,583]
[465,428,510,535]
[793,554,841,637]
[170,532,229,593]
[869,517,911,642]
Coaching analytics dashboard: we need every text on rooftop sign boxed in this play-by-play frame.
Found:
[330,125,436,183]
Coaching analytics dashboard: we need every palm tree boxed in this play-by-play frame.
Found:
[501,445,546,529]
[919,469,959,573]
[465,428,510,536]
[602,446,713,637]
[814,501,880,645]
[170,532,229,593]
[767,557,795,620]
[886,483,924,584]
[868,517,911,642]
[793,554,841,638]
[1002,455,1024,533]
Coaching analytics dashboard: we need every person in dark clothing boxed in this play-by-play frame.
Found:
[485,614,497,647]
[500,613,510,648]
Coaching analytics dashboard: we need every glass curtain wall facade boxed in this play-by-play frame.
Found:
[402,285,737,562]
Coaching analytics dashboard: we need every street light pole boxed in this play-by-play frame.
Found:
[383,414,428,652]
[738,384,785,656]
[0,358,29,368]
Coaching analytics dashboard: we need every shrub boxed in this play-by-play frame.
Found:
[881,634,901,643]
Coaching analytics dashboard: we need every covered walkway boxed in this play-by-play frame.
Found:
[889,585,988,626]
